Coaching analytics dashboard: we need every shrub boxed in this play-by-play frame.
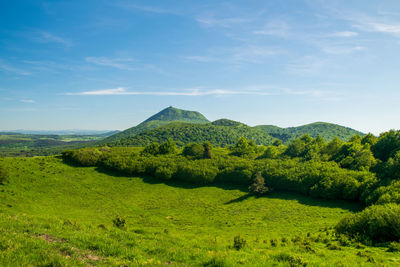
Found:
[155,164,177,180]
[203,141,213,159]
[248,172,269,195]
[273,253,308,267]
[182,143,204,159]
[335,203,400,243]
[141,142,160,156]
[203,257,229,267]
[176,161,218,184]
[158,139,177,155]
[62,148,103,166]
[233,235,246,250]
[112,216,126,229]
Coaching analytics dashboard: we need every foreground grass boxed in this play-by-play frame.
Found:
[0,157,399,266]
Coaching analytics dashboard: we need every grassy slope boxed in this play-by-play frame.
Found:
[0,157,398,266]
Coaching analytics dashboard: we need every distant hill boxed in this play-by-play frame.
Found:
[1,130,119,136]
[109,121,275,147]
[254,122,364,143]
[102,106,210,143]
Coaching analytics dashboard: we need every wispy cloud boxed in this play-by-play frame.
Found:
[0,60,31,75]
[65,87,275,96]
[328,31,358,37]
[286,57,325,75]
[196,15,248,28]
[20,99,35,103]
[113,2,178,15]
[184,45,280,65]
[252,19,290,38]
[33,31,72,46]
[321,45,364,55]
[85,57,135,70]
[354,21,400,37]
[182,56,217,63]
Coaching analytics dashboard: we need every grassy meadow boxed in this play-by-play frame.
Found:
[0,156,399,266]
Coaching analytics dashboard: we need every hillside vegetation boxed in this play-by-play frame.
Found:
[255,122,364,143]
[102,106,210,143]
[109,121,275,147]
[2,156,398,266]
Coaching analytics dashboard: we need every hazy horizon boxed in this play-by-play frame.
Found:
[2,1,400,135]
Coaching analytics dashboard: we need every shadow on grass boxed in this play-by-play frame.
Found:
[61,159,363,212]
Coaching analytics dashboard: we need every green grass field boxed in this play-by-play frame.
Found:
[0,156,399,266]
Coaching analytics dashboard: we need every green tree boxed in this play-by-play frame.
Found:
[159,139,177,155]
[248,172,269,195]
[141,142,160,156]
[183,143,204,159]
[203,141,213,159]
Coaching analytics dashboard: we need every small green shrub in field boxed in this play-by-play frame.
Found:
[270,238,278,247]
[203,257,229,267]
[248,172,269,195]
[112,216,126,229]
[387,242,400,252]
[274,253,308,267]
[233,235,246,250]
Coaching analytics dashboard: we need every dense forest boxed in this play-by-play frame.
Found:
[255,122,364,143]
[63,129,400,246]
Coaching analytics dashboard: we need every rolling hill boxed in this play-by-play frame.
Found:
[102,106,210,143]
[254,122,365,143]
[103,107,366,147]
[109,120,275,147]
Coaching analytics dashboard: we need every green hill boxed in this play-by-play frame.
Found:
[110,121,275,147]
[102,106,210,143]
[254,122,364,143]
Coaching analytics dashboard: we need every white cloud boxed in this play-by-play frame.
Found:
[65,87,275,96]
[252,20,290,38]
[113,2,178,15]
[328,31,358,37]
[354,21,400,37]
[20,99,35,103]
[85,57,135,70]
[182,56,217,62]
[321,45,364,55]
[34,31,72,46]
[196,16,248,28]
[286,57,325,75]
[0,60,31,75]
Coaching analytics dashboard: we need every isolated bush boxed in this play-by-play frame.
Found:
[335,203,400,243]
[233,235,246,250]
[248,172,269,195]
[112,216,126,229]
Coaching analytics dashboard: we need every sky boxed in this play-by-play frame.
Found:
[1,0,400,135]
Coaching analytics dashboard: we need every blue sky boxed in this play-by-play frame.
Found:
[1,0,400,134]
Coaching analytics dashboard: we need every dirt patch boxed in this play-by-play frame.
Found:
[38,234,63,243]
